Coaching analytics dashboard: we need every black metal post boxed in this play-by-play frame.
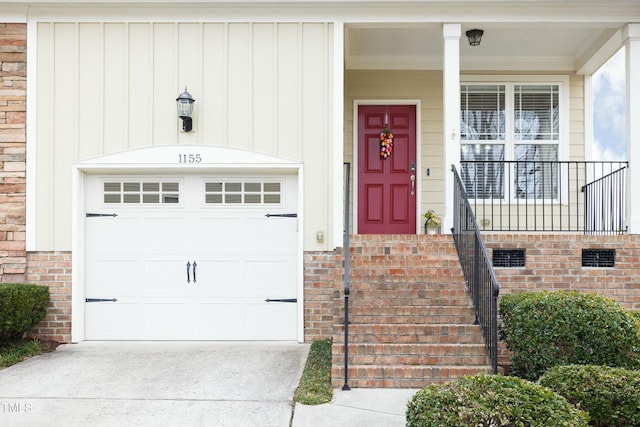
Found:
[342,293,350,391]
[342,162,351,391]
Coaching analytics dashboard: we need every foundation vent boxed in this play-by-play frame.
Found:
[492,249,525,268]
[582,249,615,268]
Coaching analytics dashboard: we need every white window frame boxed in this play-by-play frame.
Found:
[460,75,570,205]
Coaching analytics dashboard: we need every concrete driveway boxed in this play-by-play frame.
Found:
[0,341,309,427]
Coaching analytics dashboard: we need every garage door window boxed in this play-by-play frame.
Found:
[205,181,282,205]
[103,181,180,204]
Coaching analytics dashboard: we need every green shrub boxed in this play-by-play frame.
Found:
[406,374,589,427]
[539,365,640,427]
[0,284,50,342]
[500,291,640,380]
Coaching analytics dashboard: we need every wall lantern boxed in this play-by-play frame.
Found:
[465,29,484,46]
[176,86,195,132]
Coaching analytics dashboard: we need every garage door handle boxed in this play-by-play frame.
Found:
[186,261,197,283]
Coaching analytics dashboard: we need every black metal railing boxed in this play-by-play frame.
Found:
[451,165,499,374]
[342,162,351,391]
[460,160,628,234]
[582,165,627,235]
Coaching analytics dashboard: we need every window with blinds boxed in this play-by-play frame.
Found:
[460,83,561,200]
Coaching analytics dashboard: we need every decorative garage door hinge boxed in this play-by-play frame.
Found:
[265,213,297,218]
[265,298,297,303]
[85,298,118,302]
[86,213,118,217]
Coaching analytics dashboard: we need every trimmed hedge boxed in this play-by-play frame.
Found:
[500,291,640,380]
[406,374,590,427]
[0,284,50,342]
[539,365,640,427]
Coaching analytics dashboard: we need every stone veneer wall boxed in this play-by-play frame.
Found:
[0,23,26,283]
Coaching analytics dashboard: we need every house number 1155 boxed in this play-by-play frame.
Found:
[178,154,202,163]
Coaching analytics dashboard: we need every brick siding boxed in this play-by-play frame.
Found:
[483,233,640,368]
[25,252,72,343]
[484,233,640,310]
[0,23,27,283]
[303,250,341,342]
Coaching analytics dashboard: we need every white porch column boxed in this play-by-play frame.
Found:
[442,24,461,233]
[332,21,345,247]
[625,24,640,234]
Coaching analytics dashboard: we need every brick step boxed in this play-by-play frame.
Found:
[340,314,477,325]
[350,297,474,308]
[351,280,466,292]
[350,278,465,291]
[333,343,489,358]
[348,304,475,314]
[331,365,494,388]
[350,288,470,299]
[335,354,490,367]
[332,324,485,344]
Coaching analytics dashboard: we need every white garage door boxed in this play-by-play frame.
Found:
[84,174,299,340]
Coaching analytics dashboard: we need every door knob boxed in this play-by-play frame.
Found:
[410,174,416,196]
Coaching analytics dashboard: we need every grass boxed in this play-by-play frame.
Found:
[0,339,45,369]
[294,338,333,405]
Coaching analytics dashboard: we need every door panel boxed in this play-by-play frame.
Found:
[84,174,298,340]
[358,105,417,234]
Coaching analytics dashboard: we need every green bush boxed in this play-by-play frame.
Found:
[500,291,640,380]
[406,374,589,427]
[539,365,640,427]
[0,284,50,342]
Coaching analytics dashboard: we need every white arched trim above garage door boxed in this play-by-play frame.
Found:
[71,145,303,343]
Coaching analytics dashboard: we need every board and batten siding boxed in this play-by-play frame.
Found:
[33,21,334,251]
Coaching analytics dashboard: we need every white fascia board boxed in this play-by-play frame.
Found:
[0,6,28,22]
[20,1,640,23]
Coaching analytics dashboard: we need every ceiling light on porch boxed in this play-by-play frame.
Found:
[466,29,484,46]
[176,86,195,132]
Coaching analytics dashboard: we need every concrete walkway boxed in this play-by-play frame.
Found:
[0,341,309,427]
[292,388,418,427]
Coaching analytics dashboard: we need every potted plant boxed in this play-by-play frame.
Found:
[424,210,441,235]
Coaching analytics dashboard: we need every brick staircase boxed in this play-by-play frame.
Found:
[331,234,493,388]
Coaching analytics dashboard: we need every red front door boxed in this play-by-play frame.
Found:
[358,105,417,234]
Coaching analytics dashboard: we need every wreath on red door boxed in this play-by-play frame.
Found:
[380,125,394,159]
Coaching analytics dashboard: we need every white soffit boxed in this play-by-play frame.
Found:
[345,22,624,72]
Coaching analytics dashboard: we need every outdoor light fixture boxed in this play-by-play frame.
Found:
[466,29,484,46]
[176,86,195,132]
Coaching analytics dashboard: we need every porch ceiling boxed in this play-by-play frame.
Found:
[345,22,623,73]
